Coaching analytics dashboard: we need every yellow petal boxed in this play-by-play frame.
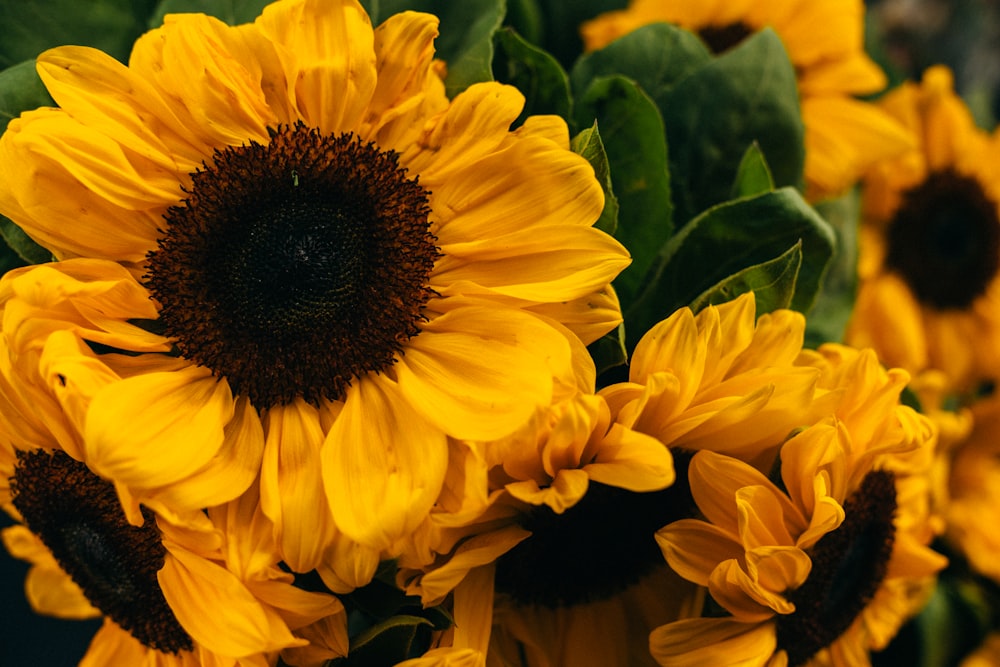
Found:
[649,617,777,667]
[396,305,569,440]
[84,365,234,490]
[322,374,448,548]
[256,0,377,133]
[259,399,335,572]
[656,519,742,586]
[433,225,629,303]
[160,547,302,657]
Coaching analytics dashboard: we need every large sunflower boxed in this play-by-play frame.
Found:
[0,365,347,665]
[0,0,630,562]
[652,409,944,666]
[846,65,1000,396]
[580,0,913,201]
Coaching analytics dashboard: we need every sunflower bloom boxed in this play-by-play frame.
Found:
[1,435,346,666]
[653,409,945,666]
[580,0,913,200]
[847,65,1000,395]
[393,325,683,667]
[0,0,630,561]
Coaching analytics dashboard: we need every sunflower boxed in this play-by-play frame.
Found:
[652,409,945,666]
[0,0,630,562]
[846,65,1000,396]
[944,393,1000,584]
[0,407,347,665]
[393,324,680,667]
[580,0,913,201]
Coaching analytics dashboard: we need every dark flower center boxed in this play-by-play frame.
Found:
[145,122,439,408]
[10,449,193,654]
[697,22,756,54]
[776,470,897,666]
[884,169,1000,310]
[494,450,693,608]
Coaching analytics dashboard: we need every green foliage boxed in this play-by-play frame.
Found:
[731,142,776,199]
[690,242,802,316]
[570,123,619,235]
[147,0,273,27]
[494,27,572,125]
[0,60,54,131]
[573,75,672,307]
[0,0,157,67]
[805,188,861,347]
[625,187,835,350]
[366,0,505,97]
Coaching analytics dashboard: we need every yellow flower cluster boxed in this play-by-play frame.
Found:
[2,0,996,665]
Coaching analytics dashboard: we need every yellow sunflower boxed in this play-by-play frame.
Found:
[392,323,685,667]
[0,0,630,561]
[1,425,346,665]
[652,411,945,666]
[600,292,841,473]
[580,0,913,201]
[847,65,1000,396]
[945,393,1000,584]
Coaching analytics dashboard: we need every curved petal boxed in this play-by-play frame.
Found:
[84,365,234,490]
[649,617,777,667]
[322,374,448,549]
[256,0,377,133]
[395,304,570,441]
[160,547,302,657]
[259,398,335,572]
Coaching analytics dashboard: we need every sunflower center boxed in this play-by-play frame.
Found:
[494,451,695,608]
[697,22,756,54]
[10,449,193,654]
[145,122,439,408]
[884,169,1000,310]
[776,470,897,667]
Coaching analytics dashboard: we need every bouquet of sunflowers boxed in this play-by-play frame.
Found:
[3,0,1000,665]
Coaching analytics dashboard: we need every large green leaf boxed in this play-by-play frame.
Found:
[569,22,712,109]
[804,188,860,347]
[0,0,156,67]
[690,241,802,316]
[529,0,627,69]
[333,615,434,666]
[570,122,618,235]
[493,27,572,125]
[367,0,505,97]
[148,0,272,26]
[659,28,804,226]
[573,75,671,309]
[626,187,835,349]
[0,60,55,131]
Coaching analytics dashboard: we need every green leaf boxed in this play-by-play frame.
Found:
[504,0,544,46]
[573,75,671,308]
[588,322,627,377]
[148,0,272,27]
[530,0,627,69]
[659,28,804,225]
[569,22,712,110]
[493,27,572,125]
[371,0,505,97]
[731,141,775,199]
[570,123,618,235]
[804,188,860,347]
[626,187,835,349]
[0,0,157,67]
[0,216,52,265]
[690,241,801,315]
[0,60,55,131]
[334,615,434,666]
